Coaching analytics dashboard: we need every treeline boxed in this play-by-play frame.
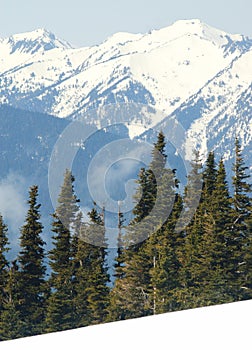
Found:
[0,134,251,340]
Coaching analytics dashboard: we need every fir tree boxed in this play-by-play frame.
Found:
[109,132,173,320]
[199,159,234,305]
[46,169,79,332]
[232,138,251,229]
[73,203,110,326]
[176,151,204,308]
[17,185,46,336]
[176,150,203,233]
[0,261,28,340]
[0,215,9,314]
[202,151,217,199]
[149,131,167,177]
[113,204,125,280]
[85,205,110,324]
[107,206,127,322]
[152,193,184,313]
[230,138,252,300]
[72,222,93,327]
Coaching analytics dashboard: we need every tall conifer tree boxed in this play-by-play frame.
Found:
[17,185,46,336]
[109,132,173,320]
[149,192,184,314]
[176,151,204,308]
[46,169,79,332]
[73,203,110,326]
[200,159,234,305]
[0,261,28,340]
[0,215,9,314]
[231,138,252,300]
[85,205,110,324]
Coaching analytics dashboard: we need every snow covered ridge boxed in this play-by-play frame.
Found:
[0,19,251,168]
[0,18,251,118]
[1,300,251,350]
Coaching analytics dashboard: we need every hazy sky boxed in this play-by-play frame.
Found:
[1,0,252,47]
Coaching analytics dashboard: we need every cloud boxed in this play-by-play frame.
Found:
[86,138,152,213]
[0,173,28,256]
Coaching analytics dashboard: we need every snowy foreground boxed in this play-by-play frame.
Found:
[1,300,251,350]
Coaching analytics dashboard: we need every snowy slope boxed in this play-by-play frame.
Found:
[1,19,252,124]
[0,19,251,174]
[1,300,251,350]
[153,46,252,175]
[0,28,72,72]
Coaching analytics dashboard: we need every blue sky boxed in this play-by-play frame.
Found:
[1,0,252,47]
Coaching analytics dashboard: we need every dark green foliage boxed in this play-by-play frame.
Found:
[108,132,176,320]
[0,262,28,341]
[232,138,251,220]
[175,153,206,308]
[176,150,203,233]
[149,130,167,176]
[230,138,252,300]
[73,204,110,326]
[149,193,184,314]
[0,215,9,314]
[17,186,46,336]
[112,205,125,282]
[72,223,93,327]
[0,137,251,340]
[83,206,109,324]
[46,169,79,332]
[178,157,236,308]
[203,151,217,199]
[197,159,234,305]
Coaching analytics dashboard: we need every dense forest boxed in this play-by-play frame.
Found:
[0,133,251,340]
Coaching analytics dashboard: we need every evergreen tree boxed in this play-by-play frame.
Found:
[176,151,204,308]
[73,204,110,326]
[72,222,93,327]
[109,132,174,320]
[113,204,125,280]
[199,159,234,305]
[46,169,79,332]
[125,132,169,317]
[232,139,251,221]
[131,167,154,233]
[17,185,46,336]
[0,261,28,340]
[178,154,249,308]
[0,215,9,314]
[149,131,167,177]
[176,150,203,233]
[85,205,110,324]
[149,192,184,314]
[107,207,127,322]
[230,138,252,300]
[202,151,217,199]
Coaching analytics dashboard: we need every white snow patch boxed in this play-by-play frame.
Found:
[127,123,147,139]
[0,300,251,350]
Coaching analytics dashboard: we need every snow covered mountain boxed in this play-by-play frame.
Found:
[0,19,251,118]
[0,19,251,173]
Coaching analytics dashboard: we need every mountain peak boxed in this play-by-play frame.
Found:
[103,31,142,47]
[145,18,246,49]
[29,28,56,39]
[4,28,73,55]
[173,18,203,26]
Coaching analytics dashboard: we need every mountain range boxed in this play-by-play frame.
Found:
[1,19,251,166]
[0,19,251,251]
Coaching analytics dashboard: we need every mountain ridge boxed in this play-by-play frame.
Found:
[0,19,251,174]
[1,19,251,119]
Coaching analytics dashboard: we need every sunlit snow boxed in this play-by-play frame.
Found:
[1,300,251,350]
